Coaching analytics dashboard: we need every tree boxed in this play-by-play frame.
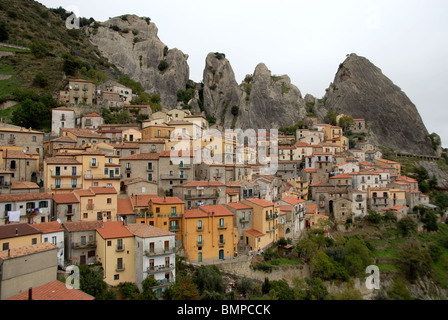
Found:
[296,237,319,262]
[171,274,200,300]
[343,238,374,277]
[231,105,239,117]
[0,22,8,42]
[397,239,432,281]
[366,210,382,224]
[397,217,417,236]
[140,276,159,300]
[305,278,328,300]
[269,279,294,300]
[338,115,354,133]
[324,109,337,126]
[192,265,225,296]
[78,265,108,300]
[311,250,336,280]
[29,42,49,58]
[62,52,82,76]
[118,282,139,300]
[12,99,51,130]
[421,210,439,232]
[33,72,49,88]
[387,278,413,300]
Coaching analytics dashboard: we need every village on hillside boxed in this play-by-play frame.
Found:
[0,78,443,300]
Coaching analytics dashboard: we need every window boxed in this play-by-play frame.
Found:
[38,201,48,208]
[91,158,97,167]
[32,136,37,142]
[104,168,109,175]
[107,198,112,204]
[81,236,86,245]
[83,212,88,219]
[219,218,224,228]
[171,207,176,216]
[71,178,77,188]
[114,274,119,280]
[197,220,202,230]
[148,173,153,181]
[117,239,123,250]
[32,238,37,245]
[2,242,9,251]
[147,162,152,170]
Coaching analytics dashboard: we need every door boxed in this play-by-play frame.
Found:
[80,255,86,265]
[198,252,202,263]
[219,249,224,260]
[55,166,61,176]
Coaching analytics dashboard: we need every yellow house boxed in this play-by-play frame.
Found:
[43,157,83,193]
[182,204,238,263]
[136,197,185,242]
[95,221,135,286]
[322,126,349,152]
[0,223,42,251]
[375,158,401,175]
[141,124,174,141]
[122,128,142,142]
[74,186,118,222]
[242,199,280,251]
[286,177,309,200]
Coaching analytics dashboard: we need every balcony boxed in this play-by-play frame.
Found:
[160,174,188,180]
[72,241,96,249]
[157,212,183,218]
[184,193,219,200]
[85,174,121,180]
[116,244,125,252]
[144,247,176,256]
[169,225,180,232]
[90,162,98,168]
[240,218,250,223]
[218,223,228,230]
[52,173,81,178]
[197,226,203,232]
[52,184,82,190]
[147,263,175,274]
[66,209,75,216]
[86,203,94,210]
[218,240,225,245]
[197,240,204,246]
[116,263,125,272]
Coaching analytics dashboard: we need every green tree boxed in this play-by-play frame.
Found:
[343,238,374,277]
[140,276,159,300]
[296,237,319,262]
[397,217,417,236]
[62,52,82,76]
[171,274,200,300]
[269,279,294,300]
[397,239,432,281]
[366,210,382,224]
[11,98,51,130]
[78,265,108,300]
[118,282,139,300]
[193,265,225,295]
[29,42,49,58]
[33,72,49,88]
[338,115,354,133]
[311,250,336,280]
[305,278,328,300]
[421,210,439,232]
[324,109,337,126]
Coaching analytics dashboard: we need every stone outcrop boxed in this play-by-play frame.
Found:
[322,53,435,155]
[87,15,190,108]
[202,53,306,130]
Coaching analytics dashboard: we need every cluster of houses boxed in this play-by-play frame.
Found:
[0,77,435,300]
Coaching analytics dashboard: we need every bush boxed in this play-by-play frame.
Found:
[397,217,417,236]
[33,72,49,88]
[231,105,239,116]
[30,42,49,58]
[366,210,382,224]
[158,59,169,72]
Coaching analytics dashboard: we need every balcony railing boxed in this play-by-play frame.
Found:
[52,173,81,178]
[160,174,188,180]
[240,218,250,223]
[72,241,96,249]
[86,203,94,210]
[52,184,82,190]
[85,174,121,180]
[66,209,75,216]
[184,193,219,200]
[169,225,180,232]
[147,263,175,274]
[197,226,203,232]
[116,244,125,252]
[144,247,176,256]
[218,223,228,230]
[116,263,125,272]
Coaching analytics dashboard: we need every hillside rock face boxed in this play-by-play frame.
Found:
[202,53,306,130]
[323,53,435,155]
[88,15,189,108]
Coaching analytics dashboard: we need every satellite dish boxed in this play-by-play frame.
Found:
[23,147,27,153]
[57,218,61,224]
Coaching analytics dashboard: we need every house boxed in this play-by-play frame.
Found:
[10,181,40,194]
[32,221,65,266]
[182,204,238,263]
[111,142,140,158]
[63,220,103,266]
[66,79,96,105]
[60,128,111,146]
[0,125,45,163]
[351,119,367,133]
[74,186,118,222]
[120,152,160,182]
[125,223,176,297]
[43,136,77,158]
[172,180,226,210]
[0,170,13,194]
[0,223,42,251]
[375,159,401,175]
[7,280,94,300]
[95,221,135,286]
[226,180,259,201]
[43,157,83,193]
[225,202,253,246]
[120,177,158,197]
[81,113,104,129]
[141,124,174,141]
[51,107,75,137]
[242,198,280,252]
[0,192,53,225]
[52,192,80,223]
[0,242,58,300]
[1,149,39,183]
[276,196,307,239]
[367,187,391,211]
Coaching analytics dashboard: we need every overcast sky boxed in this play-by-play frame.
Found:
[38,0,448,148]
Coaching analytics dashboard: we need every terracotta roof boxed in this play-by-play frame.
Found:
[396,176,418,183]
[117,198,135,215]
[278,205,293,212]
[0,192,53,203]
[182,181,226,187]
[0,223,41,240]
[7,280,94,300]
[245,198,274,208]
[48,136,77,143]
[125,223,175,238]
[62,128,108,139]
[150,197,184,205]
[32,221,64,234]
[159,150,194,158]
[305,203,318,214]
[44,157,82,165]
[3,150,36,159]
[184,208,209,218]
[225,202,252,210]
[330,173,352,179]
[11,181,40,190]
[0,242,57,260]
[53,193,79,205]
[53,106,74,112]
[96,221,133,239]
[131,194,159,207]
[197,204,234,217]
[82,113,102,118]
[74,189,95,197]
[280,196,306,206]
[244,229,264,237]
[63,220,103,232]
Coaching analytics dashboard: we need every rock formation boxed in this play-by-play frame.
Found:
[321,53,435,155]
[88,15,190,108]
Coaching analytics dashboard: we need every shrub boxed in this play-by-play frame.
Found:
[33,72,49,88]
[366,210,382,224]
[158,59,169,72]
[30,42,49,58]
[231,105,239,117]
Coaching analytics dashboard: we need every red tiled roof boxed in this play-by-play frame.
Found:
[197,204,234,217]
[63,221,103,232]
[0,192,53,203]
[184,208,209,219]
[117,198,134,215]
[0,223,41,240]
[45,157,81,165]
[225,202,252,210]
[96,221,133,239]
[125,223,175,238]
[0,242,57,260]
[120,153,160,160]
[82,113,102,118]
[32,221,64,234]
[244,229,264,237]
[245,198,274,208]
[7,280,94,300]
[150,196,184,205]
[131,194,158,207]
[281,196,306,206]
[90,186,117,195]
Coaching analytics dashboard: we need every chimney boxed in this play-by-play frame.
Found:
[15,228,18,236]
[28,288,32,300]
